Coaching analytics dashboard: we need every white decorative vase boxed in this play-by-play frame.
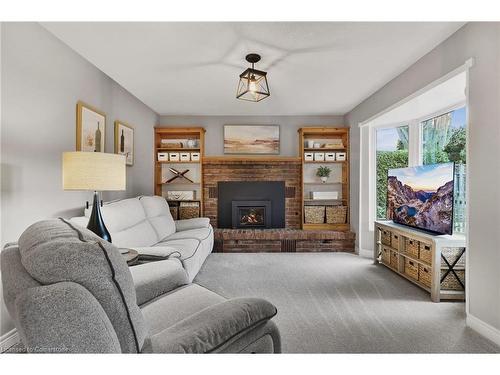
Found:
[321,177,328,183]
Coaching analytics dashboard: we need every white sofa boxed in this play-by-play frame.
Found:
[71,195,213,282]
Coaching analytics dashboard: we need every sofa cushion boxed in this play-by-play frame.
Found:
[17,218,147,353]
[139,196,176,241]
[129,259,188,306]
[175,218,210,232]
[141,284,225,335]
[166,227,213,243]
[85,197,159,248]
[145,297,278,353]
[154,238,200,260]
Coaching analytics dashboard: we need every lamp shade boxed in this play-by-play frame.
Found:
[63,152,126,191]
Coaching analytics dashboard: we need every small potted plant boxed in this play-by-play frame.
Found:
[316,166,332,183]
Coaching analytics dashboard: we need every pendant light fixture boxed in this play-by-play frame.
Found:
[236,53,270,102]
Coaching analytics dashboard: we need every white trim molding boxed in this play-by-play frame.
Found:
[466,314,500,347]
[0,328,19,353]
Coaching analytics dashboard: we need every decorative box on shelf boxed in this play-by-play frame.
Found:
[310,191,338,200]
[166,190,195,200]
[325,152,336,161]
[313,152,325,161]
[169,152,180,161]
[158,152,169,162]
[304,152,314,161]
[191,152,200,161]
[180,152,190,162]
[179,201,201,219]
[336,152,346,161]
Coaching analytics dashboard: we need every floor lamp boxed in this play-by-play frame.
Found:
[62,151,126,242]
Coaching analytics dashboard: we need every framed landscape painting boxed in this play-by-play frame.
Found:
[114,121,134,166]
[76,101,106,152]
[224,125,280,154]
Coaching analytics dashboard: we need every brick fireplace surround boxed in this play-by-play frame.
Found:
[202,157,355,253]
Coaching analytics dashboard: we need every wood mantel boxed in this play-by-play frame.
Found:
[203,156,301,164]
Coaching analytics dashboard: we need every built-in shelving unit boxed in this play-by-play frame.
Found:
[298,127,350,231]
[154,127,205,215]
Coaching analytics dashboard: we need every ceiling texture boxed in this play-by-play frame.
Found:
[42,22,464,116]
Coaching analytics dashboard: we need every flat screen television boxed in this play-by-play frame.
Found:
[387,162,455,235]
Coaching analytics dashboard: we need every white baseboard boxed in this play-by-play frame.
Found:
[0,328,19,353]
[467,313,500,346]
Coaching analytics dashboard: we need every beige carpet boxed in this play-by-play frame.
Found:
[194,252,499,353]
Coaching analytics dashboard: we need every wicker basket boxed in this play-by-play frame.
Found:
[380,229,391,246]
[169,206,178,220]
[326,205,347,224]
[179,203,200,220]
[440,269,465,290]
[391,233,400,249]
[441,247,465,267]
[305,206,325,224]
[381,246,391,265]
[405,238,420,258]
[390,250,399,269]
[419,264,432,288]
[419,243,432,264]
[404,258,418,280]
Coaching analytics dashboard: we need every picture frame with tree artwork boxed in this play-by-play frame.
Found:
[76,101,106,153]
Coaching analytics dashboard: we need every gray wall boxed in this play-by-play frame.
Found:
[158,115,345,156]
[345,23,500,333]
[1,23,158,336]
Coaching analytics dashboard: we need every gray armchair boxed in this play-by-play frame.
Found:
[1,219,281,353]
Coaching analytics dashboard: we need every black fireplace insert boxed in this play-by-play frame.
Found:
[231,200,272,228]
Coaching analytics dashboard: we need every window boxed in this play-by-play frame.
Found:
[421,107,467,232]
[376,126,409,219]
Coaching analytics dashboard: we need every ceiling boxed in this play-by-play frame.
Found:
[42,22,464,116]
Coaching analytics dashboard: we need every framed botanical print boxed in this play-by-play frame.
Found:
[224,125,280,154]
[76,101,106,152]
[114,121,134,166]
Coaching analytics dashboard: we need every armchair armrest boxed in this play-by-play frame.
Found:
[175,217,210,232]
[145,297,277,353]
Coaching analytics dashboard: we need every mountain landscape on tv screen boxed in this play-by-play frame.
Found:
[387,164,454,234]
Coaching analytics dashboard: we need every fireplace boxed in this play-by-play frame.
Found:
[218,181,285,229]
[232,200,272,228]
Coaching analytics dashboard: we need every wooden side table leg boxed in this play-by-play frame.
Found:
[431,242,441,302]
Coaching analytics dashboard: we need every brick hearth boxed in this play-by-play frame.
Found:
[202,157,355,253]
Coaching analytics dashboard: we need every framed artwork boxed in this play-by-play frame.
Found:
[76,101,106,152]
[224,125,280,154]
[114,121,134,166]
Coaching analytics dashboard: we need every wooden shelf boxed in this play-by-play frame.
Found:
[304,148,346,152]
[299,127,350,231]
[157,147,200,152]
[154,126,205,214]
[304,160,347,164]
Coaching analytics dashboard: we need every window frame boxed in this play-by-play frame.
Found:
[370,101,466,229]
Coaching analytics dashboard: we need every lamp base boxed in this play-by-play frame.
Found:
[87,191,112,243]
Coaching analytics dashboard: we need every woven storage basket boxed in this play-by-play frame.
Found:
[326,205,347,224]
[169,206,178,220]
[404,258,418,280]
[419,264,432,288]
[305,206,325,224]
[380,229,391,246]
[390,250,399,269]
[419,243,432,264]
[391,233,400,249]
[405,238,420,258]
[381,246,391,265]
[440,270,465,290]
[441,247,465,267]
[179,203,200,220]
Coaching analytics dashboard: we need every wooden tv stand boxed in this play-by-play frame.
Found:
[374,221,466,302]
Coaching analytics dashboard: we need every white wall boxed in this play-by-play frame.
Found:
[158,115,345,156]
[1,23,158,337]
[345,23,500,337]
